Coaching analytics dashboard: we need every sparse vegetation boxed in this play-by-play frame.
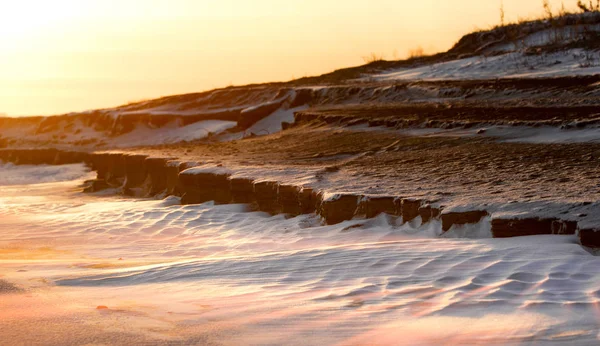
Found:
[289,0,599,86]
[493,0,600,28]
[125,98,151,106]
[577,0,600,12]
[452,0,600,56]
[543,0,554,19]
[361,53,385,64]
[408,46,425,59]
[559,2,568,16]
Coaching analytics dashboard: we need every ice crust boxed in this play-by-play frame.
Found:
[1,165,600,344]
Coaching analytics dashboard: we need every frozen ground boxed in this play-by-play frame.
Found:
[2,164,600,345]
[371,49,600,81]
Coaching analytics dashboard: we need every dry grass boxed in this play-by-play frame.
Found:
[408,46,425,59]
[362,52,385,64]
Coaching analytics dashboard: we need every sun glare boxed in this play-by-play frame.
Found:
[0,1,88,37]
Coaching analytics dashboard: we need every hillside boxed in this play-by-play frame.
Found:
[1,12,599,150]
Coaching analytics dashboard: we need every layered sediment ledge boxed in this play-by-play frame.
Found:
[0,148,597,249]
[0,148,89,166]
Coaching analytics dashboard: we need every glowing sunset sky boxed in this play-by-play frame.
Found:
[0,0,580,116]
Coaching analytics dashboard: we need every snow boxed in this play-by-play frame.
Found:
[371,22,600,82]
[442,216,493,238]
[1,166,600,344]
[489,125,600,143]
[0,162,92,186]
[152,147,600,232]
[0,117,237,149]
[114,103,306,145]
[486,24,600,54]
[180,164,233,176]
[119,105,246,117]
[112,119,237,147]
[0,91,310,148]
[322,192,343,202]
[371,49,600,81]
[368,123,600,144]
[245,105,308,135]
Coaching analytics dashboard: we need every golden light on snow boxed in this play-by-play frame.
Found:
[1,161,600,343]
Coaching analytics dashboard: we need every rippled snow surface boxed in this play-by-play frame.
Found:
[1,163,600,345]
